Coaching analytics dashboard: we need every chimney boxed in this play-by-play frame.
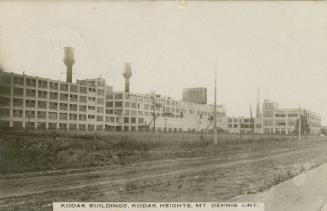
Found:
[63,47,75,83]
[256,88,260,117]
[122,63,132,92]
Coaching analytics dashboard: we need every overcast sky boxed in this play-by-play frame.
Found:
[1,1,327,123]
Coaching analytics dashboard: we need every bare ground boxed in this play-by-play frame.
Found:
[1,138,327,210]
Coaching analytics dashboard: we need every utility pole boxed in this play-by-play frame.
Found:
[213,70,218,145]
[250,105,254,134]
[298,104,301,141]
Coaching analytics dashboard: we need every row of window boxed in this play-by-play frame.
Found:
[11,121,104,131]
[1,76,105,95]
[8,109,104,121]
[0,96,104,107]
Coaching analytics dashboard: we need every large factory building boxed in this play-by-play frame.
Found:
[262,99,321,135]
[0,69,226,132]
[0,48,227,132]
[0,48,321,135]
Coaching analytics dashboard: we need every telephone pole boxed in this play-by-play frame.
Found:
[213,70,218,145]
[298,104,301,141]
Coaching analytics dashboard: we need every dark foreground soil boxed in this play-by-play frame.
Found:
[1,133,327,210]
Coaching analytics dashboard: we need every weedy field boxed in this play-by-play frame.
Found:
[1,130,327,210]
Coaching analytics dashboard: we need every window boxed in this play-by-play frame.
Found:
[88,106,95,110]
[38,90,47,98]
[13,110,23,117]
[110,117,115,123]
[79,124,86,130]
[70,85,78,92]
[13,87,23,96]
[14,76,24,85]
[79,114,86,121]
[88,97,96,102]
[138,118,144,124]
[97,89,104,96]
[88,115,95,119]
[106,102,113,107]
[125,102,130,107]
[88,81,96,87]
[60,83,68,91]
[79,96,87,102]
[26,89,36,97]
[88,88,96,92]
[97,98,104,104]
[124,117,129,123]
[288,113,298,117]
[79,86,87,93]
[49,112,57,120]
[115,93,123,99]
[60,103,68,111]
[50,82,58,90]
[70,94,78,102]
[59,113,67,120]
[69,114,77,120]
[49,102,58,109]
[25,110,35,118]
[106,109,113,114]
[60,93,68,101]
[50,92,58,100]
[26,78,36,87]
[13,99,23,107]
[69,104,77,111]
[38,80,48,88]
[79,105,86,112]
[115,102,122,107]
[97,116,103,121]
[97,107,104,113]
[69,124,77,130]
[25,100,35,108]
[37,111,46,119]
[37,101,47,109]
[59,123,67,129]
[106,94,113,99]
[131,117,136,123]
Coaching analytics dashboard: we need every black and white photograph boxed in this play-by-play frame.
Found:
[0,1,327,210]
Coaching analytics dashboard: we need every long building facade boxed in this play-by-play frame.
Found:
[0,70,226,132]
[0,70,322,135]
[262,99,321,135]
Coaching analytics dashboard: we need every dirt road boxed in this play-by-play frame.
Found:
[1,140,327,210]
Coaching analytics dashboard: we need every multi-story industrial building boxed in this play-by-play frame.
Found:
[227,116,263,134]
[0,70,107,131]
[0,70,226,132]
[0,48,321,135]
[104,91,226,132]
[262,99,321,135]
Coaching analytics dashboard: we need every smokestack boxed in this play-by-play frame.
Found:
[123,63,132,92]
[63,47,75,83]
[256,88,260,117]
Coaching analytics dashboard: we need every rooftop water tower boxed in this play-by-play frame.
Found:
[63,47,75,83]
[123,63,132,92]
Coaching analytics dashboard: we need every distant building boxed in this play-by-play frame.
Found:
[227,116,263,134]
[104,91,226,132]
[262,99,321,135]
[182,87,207,104]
